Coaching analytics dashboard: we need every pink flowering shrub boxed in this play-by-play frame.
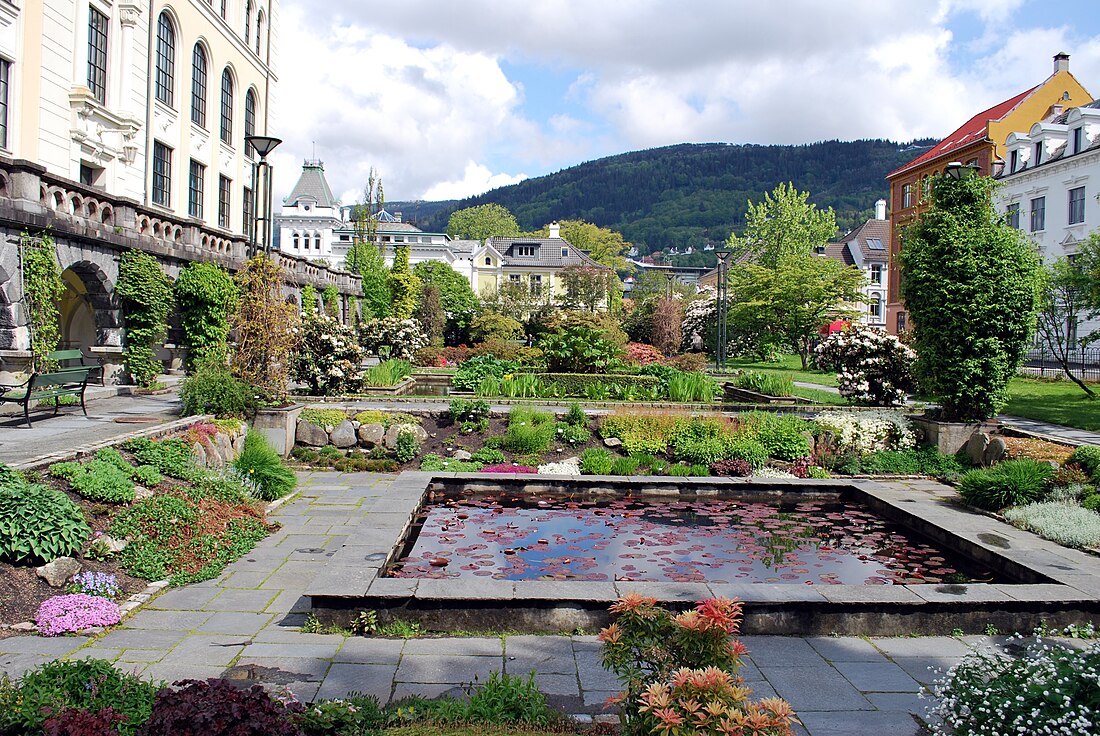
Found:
[479,463,538,474]
[815,325,916,407]
[599,595,797,735]
[35,594,122,636]
[625,342,666,366]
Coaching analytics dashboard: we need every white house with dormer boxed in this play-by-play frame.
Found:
[822,199,890,328]
[997,99,1100,343]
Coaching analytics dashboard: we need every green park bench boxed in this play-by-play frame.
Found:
[48,348,104,385]
[0,360,94,427]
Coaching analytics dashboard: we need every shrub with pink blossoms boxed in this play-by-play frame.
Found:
[35,594,122,636]
[815,325,916,407]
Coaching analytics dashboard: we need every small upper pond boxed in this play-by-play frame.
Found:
[388,492,1002,585]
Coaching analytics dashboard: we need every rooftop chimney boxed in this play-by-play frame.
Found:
[875,199,887,221]
[394,211,402,222]
[549,222,561,239]
[1054,52,1070,74]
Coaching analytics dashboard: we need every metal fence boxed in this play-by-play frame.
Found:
[1021,348,1100,382]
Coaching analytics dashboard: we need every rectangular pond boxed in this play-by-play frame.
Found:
[389,492,1002,586]
[307,474,1100,635]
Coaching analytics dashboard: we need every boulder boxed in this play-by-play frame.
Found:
[384,423,429,449]
[983,436,1008,466]
[452,449,473,461]
[100,535,128,553]
[330,420,358,449]
[36,557,81,587]
[214,432,234,462]
[358,423,385,447]
[133,485,154,501]
[297,420,330,447]
[603,437,623,448]
[965,432,990,466]
[191,442,208,469]
[231,432,246,456]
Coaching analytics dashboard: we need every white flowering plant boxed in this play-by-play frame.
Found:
[815,325,916,406]
[291,311,365,395]
[927,634,1100,735]
[358,317,428,361]
[815,409,917,456]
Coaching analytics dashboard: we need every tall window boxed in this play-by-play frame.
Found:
[219,68,233,144]
[218,175,231,228]
[292,233,300,249]
[1030,196,1046,232]
[188,160,204,218]
[153,141,172,207]
[1006,202,1020,229]
[1034,142,1043,166]
[87,7,109,104]
[155,12,175,106]
[0,59,9,149]
[1009,149,1019,173]
[1069,187,1086,225]
[244,1,252,45]
[244,89,256,156]
[220,0,227,17]
[870,263,883,284]
[902,183,913,208]
[242,186,253,238]
[1072,127,1084,154]
[255,11,263,54]
[530,274,543,296]
[869,297,882,319]
[190,44,207,127]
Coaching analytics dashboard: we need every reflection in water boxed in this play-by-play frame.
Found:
[389,494,998,585]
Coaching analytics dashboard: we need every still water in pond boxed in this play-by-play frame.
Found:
[389,493,999,585]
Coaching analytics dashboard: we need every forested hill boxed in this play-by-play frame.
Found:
[404,139,935,257]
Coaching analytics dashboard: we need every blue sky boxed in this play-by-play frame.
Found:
[273,0,1100,207]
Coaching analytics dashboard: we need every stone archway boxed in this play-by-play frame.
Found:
[61,260,121,349]
[0,262,20,352]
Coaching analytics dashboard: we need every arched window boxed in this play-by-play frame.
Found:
[244,88,256,156]
[255,11,264,54]
[314,235,321,250]
[190,44,207,127]
[155,12,175,107]
[219,67,233,144]
[292,233,299,249]
[244,0,252,45]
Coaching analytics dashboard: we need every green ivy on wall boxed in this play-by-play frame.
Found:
[20,230,65,372]
[174,261,239,371]
[116,250,174,387]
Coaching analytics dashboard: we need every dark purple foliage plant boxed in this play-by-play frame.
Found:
[137,678,304,736]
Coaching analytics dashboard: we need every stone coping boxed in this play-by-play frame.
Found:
[307,473,1100,635]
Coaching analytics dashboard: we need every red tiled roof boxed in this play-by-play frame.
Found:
[888,85,1039,179]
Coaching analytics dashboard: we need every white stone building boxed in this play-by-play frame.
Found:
[997,99,1100,343]
[822,199,890,328]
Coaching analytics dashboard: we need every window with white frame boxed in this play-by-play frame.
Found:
[153,141,172,207]
[514,245,536,257]
[245,1,252,45]
[870,263,883,284]
[1069,187,1086,225]
[1006,202,1021,229]
[869,296,882,319]
[242,186,253,236]
[244,89,256,156]
[1030,196,1045,232]
[188,160,204,219]
[1072,127,1084,155]
[87,7,109,104]
[218,175,231,228]
[530,274,543,295]
[1034,142,1043,166]
[293,233,299,249]
[155,12,175,107]
[255,11,263,54]
[0,58,9,150]
[902,183,913,208]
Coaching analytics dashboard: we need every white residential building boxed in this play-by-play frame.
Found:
[822,199,890,328]
[997,99,1100,343]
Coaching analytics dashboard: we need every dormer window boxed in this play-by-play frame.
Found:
[1072,127,1084,154]
[515,245,537,257]
[484,256,491,266]
[1010,149,1019,173]
[1034,142,1043,165]
[561,247,569,258]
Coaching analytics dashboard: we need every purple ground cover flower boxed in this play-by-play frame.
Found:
[68,570,121,598]
[480,463,538,474]
[35,594,122,636]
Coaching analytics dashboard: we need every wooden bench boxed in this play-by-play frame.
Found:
[0,366,93,427]
[48,349,104,385]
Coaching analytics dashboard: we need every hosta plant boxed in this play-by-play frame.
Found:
[0,479,90,564]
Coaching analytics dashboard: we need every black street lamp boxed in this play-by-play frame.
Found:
[245,135,282,257]
[665,270,675,298]
[944,161,980,180]
[714,250,733,371]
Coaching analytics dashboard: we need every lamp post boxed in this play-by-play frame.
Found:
[714,250,733,371]
[244,135,282,258]
[944,161,980,180]
[665,270,675,298]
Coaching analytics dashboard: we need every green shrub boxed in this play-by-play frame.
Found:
[855,446,965,478]
[318,444,342,459]
[670,418,735,465]
[449,398,490,425]
[418,454,484,472]
[49,459,135,503]
[1067,445,1100,480]
[294,693,384,736]
[0,479,90,564]
[363,358,412,387]
[667,371,719,402]
[610,456,641,476]
[469,313,525,343]
[179,364,257,418]
[123,437,196,479]
[538,372,660,398]
[564,403,586,427]
[132,464,163,487]
[957,459,1055,510]
[394,428,422,463]
[471,447,506,465]
[743,412,812,460]
[725,436,769,468]
[94,447,132,474]
[735,371,794,396]
[580,448,614,475]
[0,658,160,736]
[299,408,348,428]
[557,422,591,445]
[1082,493,1100,512]
[503,405,556,454]
[669,463,710,477]
[290,447,320,463]
[599,413,681,455]
[232,431,297,501]
[453,355,520,391]
[1003,502,1100,548]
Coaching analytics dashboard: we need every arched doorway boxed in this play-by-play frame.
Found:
[59,261,119,350]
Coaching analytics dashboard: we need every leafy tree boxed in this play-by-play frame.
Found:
[628,270,694,302]
[446,203,520,242]
[558,264,612,311]
[479,280,545,324]
[469,313,525,343]
[652,296,683,356]
[416,285,445,346]
[413,261,478,336]
[387,244,420,319]
[901,173,1043,421]
[345,169,391,318]
[539,326,622,373]
[231,256,300,401]
[174,261,238,370]
[116,250,174,387]
[726,182,838,267]
[321,285,339,318]
[1081,231,1100,327]
[727,257,866,369]
[1035,257,1095,398]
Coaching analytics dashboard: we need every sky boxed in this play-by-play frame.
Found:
[269,0,1100,209]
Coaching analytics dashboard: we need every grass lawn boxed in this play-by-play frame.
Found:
[724,355,839,388]
[1003,376,1100,431]
[792,385,846,405]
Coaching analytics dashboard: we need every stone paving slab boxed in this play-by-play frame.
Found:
[832,660,921,693]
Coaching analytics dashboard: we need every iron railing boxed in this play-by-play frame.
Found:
[1021,347,1100,382]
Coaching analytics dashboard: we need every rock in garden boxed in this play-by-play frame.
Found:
[358,423,385,447]
[983,436,1008,466]
[384,423,428,449]
[231,432,245,456]
[133,485,154,501]
[966,432,991,466]
[297,420,330,447]
[101,535,128,553]
[36,557,81,587]
[603,437,623,448]
[10,622,35,631]
[214,432,234,461]
[330,420,357,448]
[191,442,208,468]
[452,450,473,461]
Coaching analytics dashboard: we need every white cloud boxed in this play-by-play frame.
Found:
[422,162,528,201]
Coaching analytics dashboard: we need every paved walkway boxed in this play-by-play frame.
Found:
[3,471,1094,735]
[999,414,1100,447]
